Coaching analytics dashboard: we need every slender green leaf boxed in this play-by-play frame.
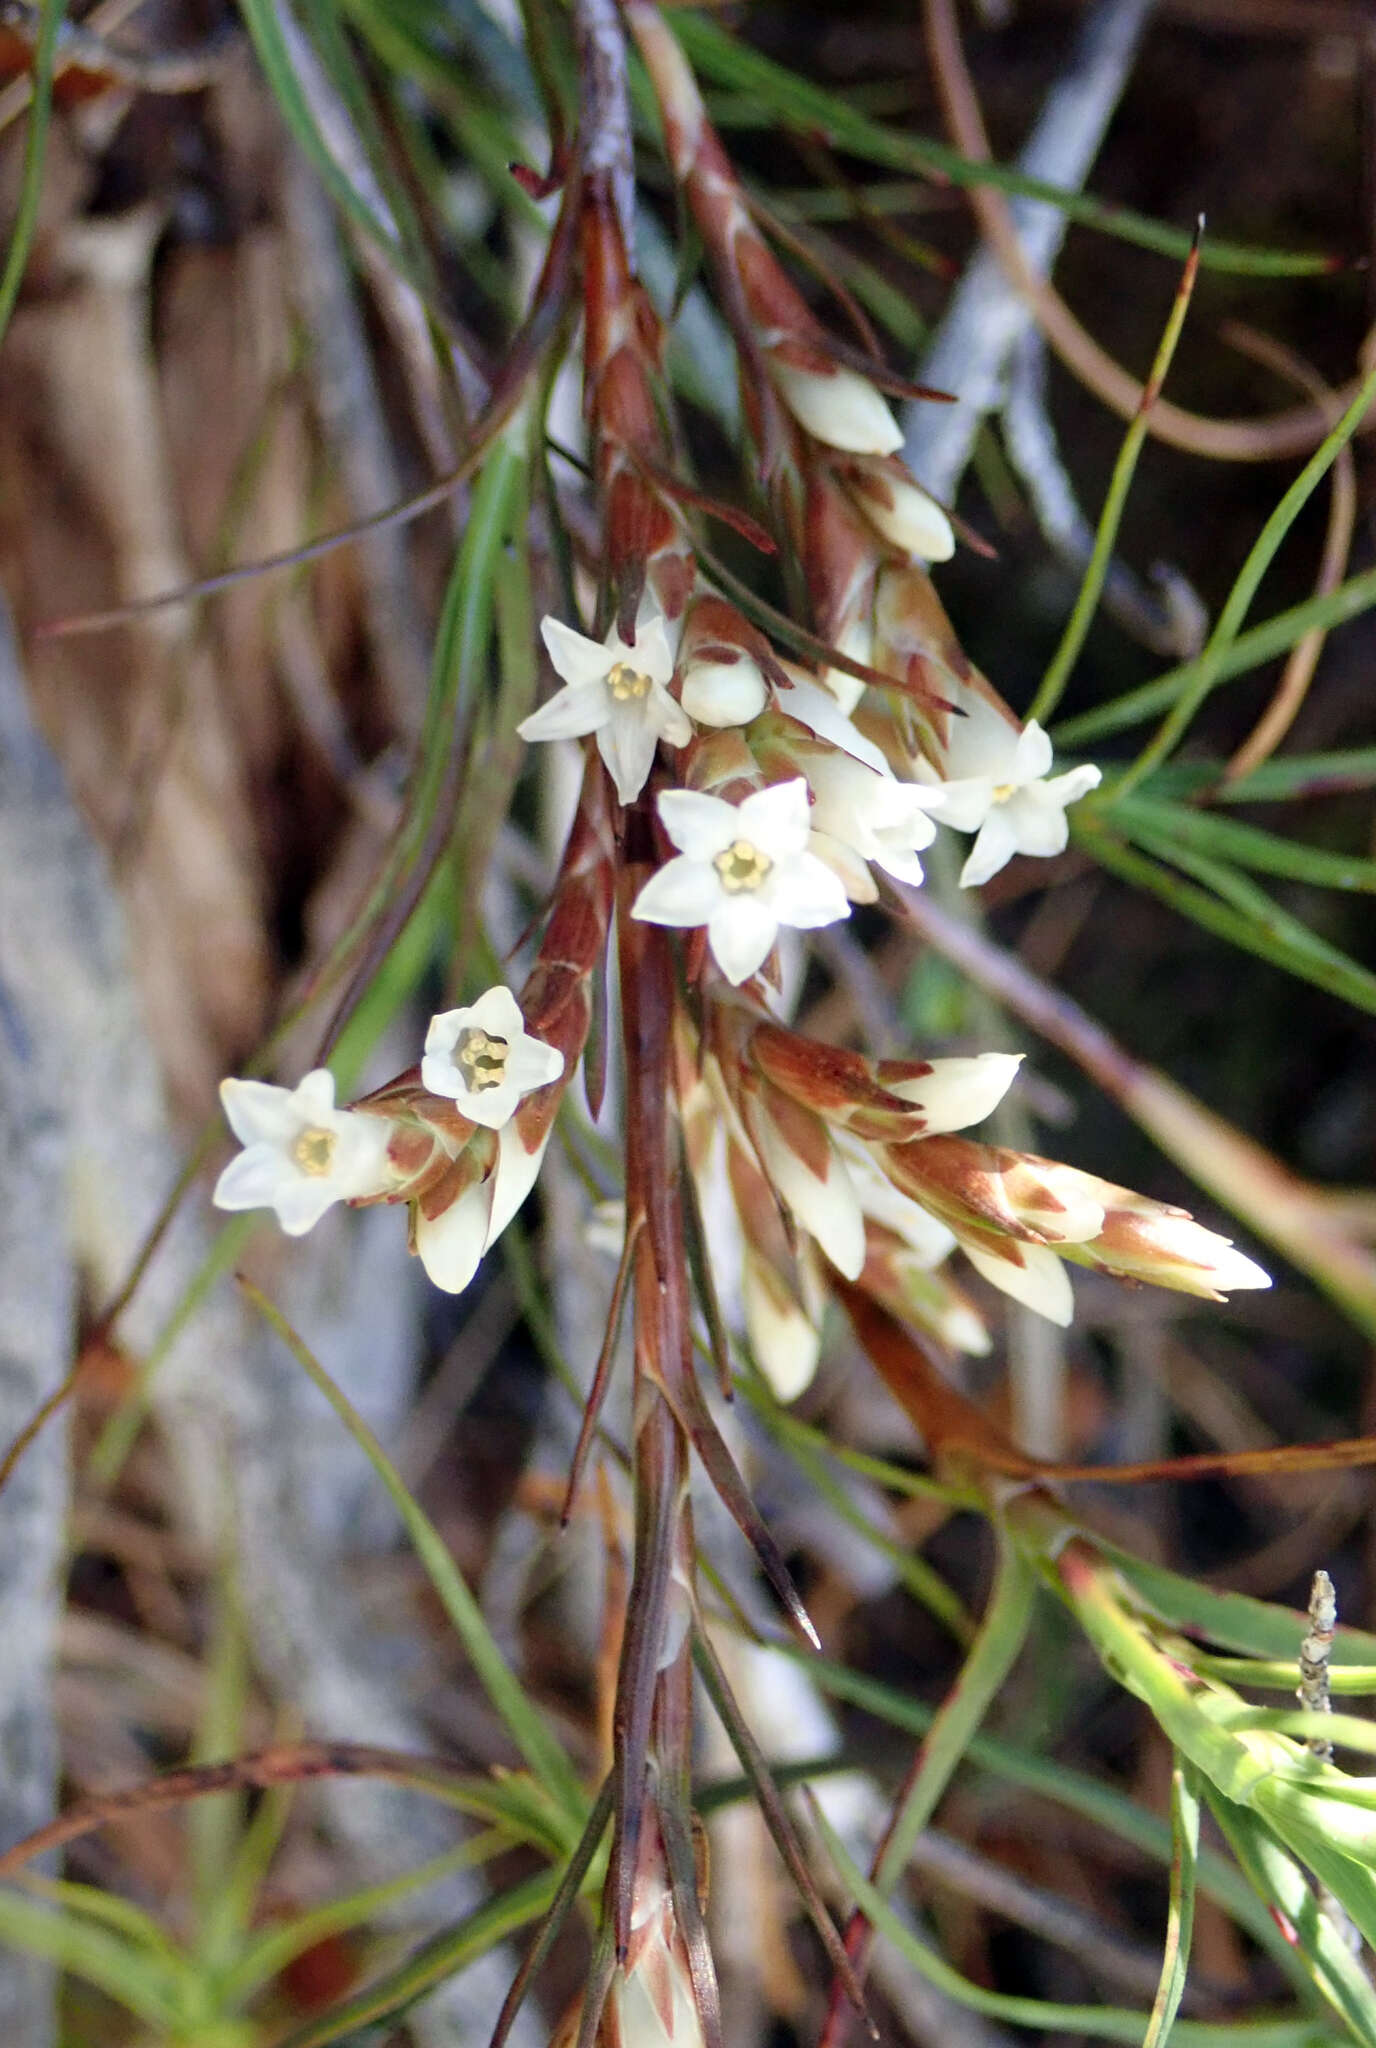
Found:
[670,13,1335,276]
[0,0,65,347]
[871,1531,1037,1898]
[1054,573,1376,749]
[222,1830,509,2006]
[809,1805,1328,2048]
[0,1889,187,2029]
[243,1281,585,1816]
[1206,1791,1376,2048]
[1074,821,1376,1015]
[1196,1658,1376,1697]
[1113,356,1376,794]
[273,1867,560,2048]
[1093,1543,1376,1665]
[1142,1758,1200,2048]
[1030,227,1200,725]
[1112,796,1376,893]
[778,1646,1300,1971]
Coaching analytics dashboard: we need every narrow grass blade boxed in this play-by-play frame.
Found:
[1054,570,1376,749]
[0,0,64,346]
[1142,1757,1200,2048]
[1074,820,1376,1016]
[808,1801,1322,2048]
[1205,1788,1376,2048]
[1114,355,1376,795]
[670,13,1334,277]
[1112,796,1376,893]
[784,1646,1303,1977]
[222,1830,509,2007]
[242,1279,585,1816]
[1030,224,1201,726]
[273,1866,560,2048]
[0,1890,186,2030]
[869,1531,1037,1901]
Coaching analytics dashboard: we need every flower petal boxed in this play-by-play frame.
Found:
[518,678,610,742]
[632,856,725,929]
[1012,719,1055,785]
[1004,788,1072,861]
[218,1078,303,1148]
[1043,763,1102,808]
[853,473,955,562]
[773,674,890,776]
[742,1248,820,1403]
[504,1034,565,1094]
[540,615,614,689]
[213,1145,292,1213]
[469,985,527,1040]
[598,704,662,805]
[929,775,995,834]
[622,611,676,688]
[959,808,1020,888]
[655,788,738,861]
[737,777,814,858]
[274,1176,348,1236]
[486,1128,552,1247]
[963,1238,1074,1325]
[886,1053,1022,1133]
[651,681,693,749]
[756,1117,867,1282]
[707,896,778,984]
[416,1180,493,1292]
[763,850,852,929]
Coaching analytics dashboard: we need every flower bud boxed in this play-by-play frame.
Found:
[742,1247,822,1402]
[680,653,769,728]
[1067,1184,1271,1299]
[842,458,956,563]
[772,360,904,455]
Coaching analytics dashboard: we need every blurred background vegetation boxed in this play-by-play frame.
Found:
[0,0,1374,2043]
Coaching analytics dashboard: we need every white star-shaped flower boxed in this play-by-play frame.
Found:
[518,611,690,804]
[213,1070,394,1235]
[806,752,947,888]
[931,702,1100,888]
[632,778,850,986]
[421,985,564,1130]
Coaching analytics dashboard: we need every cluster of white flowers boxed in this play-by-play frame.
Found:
[517,600,1101,986]
[214,986,564,1292]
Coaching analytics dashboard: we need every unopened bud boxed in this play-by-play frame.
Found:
[843,459,956,563]
[1069,1184,1271,1299]
[772,360,904,455]
[680,652,769,728]
[742,1247,821,1401]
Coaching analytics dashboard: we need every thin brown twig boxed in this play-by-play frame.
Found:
[0,1743,477,1879]
[921,0,1371,461]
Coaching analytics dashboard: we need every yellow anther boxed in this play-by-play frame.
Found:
[456,1027,510,1091]
[607,662,653,702]
[291,1127,337,1177]
[713,839,773,893]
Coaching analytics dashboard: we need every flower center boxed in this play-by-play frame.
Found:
[456,1027,510,1091]
[607,662,653,702]
[291,1126,337,1177]
[991,782,1015,803]
[713,838,773,893]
